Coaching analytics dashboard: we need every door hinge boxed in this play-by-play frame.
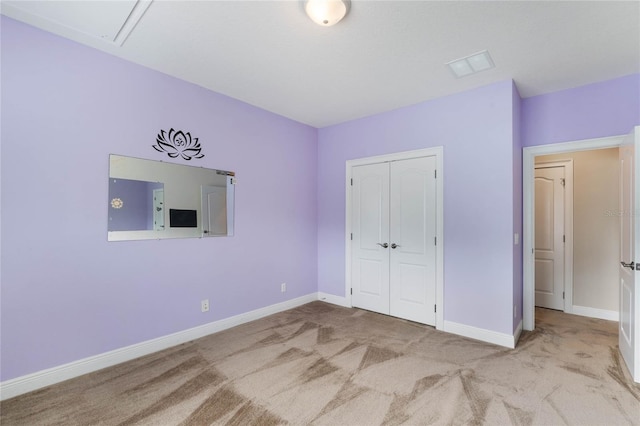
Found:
[434,304,437,313]
[350,233,353,240]
[350,288,353,295]
[563,235,566,243]
[434,236,437,246]
[560,178,565,187]
[350,178,353,186]
[434,170,437,179]
[563,291,565,299]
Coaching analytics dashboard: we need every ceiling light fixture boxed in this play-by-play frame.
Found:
[304,0,350,26]
[446,50,495,78]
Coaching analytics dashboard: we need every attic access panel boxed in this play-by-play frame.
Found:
[1,0,151,45]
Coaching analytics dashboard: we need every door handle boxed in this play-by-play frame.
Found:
[377,243,388,248]
[391,243,400,249]
[621,261,635,269]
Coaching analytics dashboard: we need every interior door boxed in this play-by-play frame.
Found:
[389,157,437,325]
[153,188,164,231]
[619,126,639,382]
[201,185,227,236]
[534,165,565,310]
[351,162,390,315]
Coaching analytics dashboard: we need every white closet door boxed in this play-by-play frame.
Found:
[351,162,390,315]
[389,156,437,325]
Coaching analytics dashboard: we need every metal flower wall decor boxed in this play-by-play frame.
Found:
[111,198,124,209]
[153,128,204,160]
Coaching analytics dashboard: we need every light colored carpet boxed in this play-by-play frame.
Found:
[1,302,639,425]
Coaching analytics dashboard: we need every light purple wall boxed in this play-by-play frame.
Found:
[512,82,523,332]
[519,74,638,332]
[522,74,640,147]
[4,16,637,384]
[317,81,518,335]
[0,17,318,381]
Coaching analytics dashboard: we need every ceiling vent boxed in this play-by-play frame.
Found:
[1,0,152,46]
[446,50,495,78]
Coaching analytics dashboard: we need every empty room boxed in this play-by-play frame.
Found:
[1,1,639,424]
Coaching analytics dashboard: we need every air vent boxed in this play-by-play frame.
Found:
[446,50,495,78]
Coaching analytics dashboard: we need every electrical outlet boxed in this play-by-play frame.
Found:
[201,299,209,312]
[281,283,286,293]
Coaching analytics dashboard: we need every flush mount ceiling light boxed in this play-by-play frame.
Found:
[446,50,495,78]
[304,0,350,26]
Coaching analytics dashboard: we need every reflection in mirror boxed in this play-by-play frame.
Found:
[108,178,164,232]
[202,185,229,236]
[108,154,235,241]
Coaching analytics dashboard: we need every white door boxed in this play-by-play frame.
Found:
[619,126,639,382]
[351,157,437,325]
[351,162,390,315]
[389,157,437,325]
[534,165,565,310]
[201,185,227,236]
[153,188,164,231]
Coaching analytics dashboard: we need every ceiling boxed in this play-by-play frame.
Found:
[2,1,639,128]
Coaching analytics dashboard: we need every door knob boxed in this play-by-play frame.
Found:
[621,261,635,269]
[377,243,388,248]
[391,243,400,249]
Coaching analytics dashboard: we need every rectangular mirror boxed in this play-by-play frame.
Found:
[108,154,235,241]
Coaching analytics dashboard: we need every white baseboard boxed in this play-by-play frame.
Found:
[443,320,518,349]
[318,296,521,348]
[513,319,523,347]
[0,293,318,401]
[317,292,351,308]
[571,305,618,322]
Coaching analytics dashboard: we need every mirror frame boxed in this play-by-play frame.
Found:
[108,154,235,241]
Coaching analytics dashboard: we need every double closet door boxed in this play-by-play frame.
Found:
[351,156,437,325]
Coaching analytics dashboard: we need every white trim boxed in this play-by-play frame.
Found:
[0,293,318,401]
[345,147,444,330]
[317,292,350,308]
[534,160,574,314]
[514,320,523,347]
[572,305,619,322]
[443,320,519,349]
[344,163,354,310]
[523,135,624,331]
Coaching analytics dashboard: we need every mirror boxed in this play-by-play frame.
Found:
[108,178,164,232]
[108,154,234,241]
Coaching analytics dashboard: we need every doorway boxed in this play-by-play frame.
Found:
[201,185,227,236]
[153,188,164,231]
[533,148,621,321]
[523,135,624,331]
[345,147,444,330]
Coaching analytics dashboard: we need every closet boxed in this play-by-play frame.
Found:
[350,155,437,325]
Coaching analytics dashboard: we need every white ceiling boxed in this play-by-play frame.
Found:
[2,0,639,128]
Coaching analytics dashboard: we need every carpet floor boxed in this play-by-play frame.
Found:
[1,302,639,425]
